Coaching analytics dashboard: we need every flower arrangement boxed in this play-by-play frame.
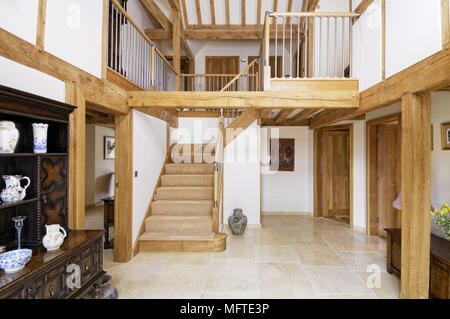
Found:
[431,203,450,239]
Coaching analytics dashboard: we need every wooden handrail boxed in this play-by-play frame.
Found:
[155,47,177,74]
[180,74,256,77]
[220,59,259,92]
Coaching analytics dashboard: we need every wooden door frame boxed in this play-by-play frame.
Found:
[314,124,354,228]
[67,83,133,263]
[366,113,402,236]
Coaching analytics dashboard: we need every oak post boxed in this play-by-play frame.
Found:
[400,92,431,299]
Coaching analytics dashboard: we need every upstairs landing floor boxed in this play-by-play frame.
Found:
[103,215,399,299]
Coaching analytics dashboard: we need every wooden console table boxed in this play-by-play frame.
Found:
[103,196,114,249]
[0,230,116,299]
[385,228,449,299]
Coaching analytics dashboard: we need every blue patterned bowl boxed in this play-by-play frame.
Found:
[0,249,32,274]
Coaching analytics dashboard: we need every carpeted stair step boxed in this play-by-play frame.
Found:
[156,186,214,200]
[151,200,213,216]
[165,163,214,175]
[145,215,213,234]
[161,174,214,187]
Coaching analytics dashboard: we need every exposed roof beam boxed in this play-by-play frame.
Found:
[168,0,179,10]
[128,91,359,109]
[273,109,294,123]
[242,0,246,25]
[181,0,189,26]
[210,0,216,25]
[225,0,230,27]
[146,27,303,40]
[353,0,375,23]
[140,0,172,32]
[260,109,273,119]
[195,0,202,26]
[308,0,320,12]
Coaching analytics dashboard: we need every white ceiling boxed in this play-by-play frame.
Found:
[182,0,306,26]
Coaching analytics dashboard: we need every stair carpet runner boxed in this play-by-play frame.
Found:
[139,144,218,246]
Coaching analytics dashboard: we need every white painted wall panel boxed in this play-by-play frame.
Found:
[0,0,38,45]
[45,0,103,78]
[127,0,157,30]
[224,121,260,225]
[261,126,311,213]
[132,110,167,244]
[352,0,381,92]
[385,0,442,78]
[0,56,65,102]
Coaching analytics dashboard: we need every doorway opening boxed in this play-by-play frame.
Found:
[84,106,116,250]
[314,124,353,226]
[366,113,402,237]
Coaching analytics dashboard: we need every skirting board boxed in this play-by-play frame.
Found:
[223,224,262,230]
[262,211,313,216]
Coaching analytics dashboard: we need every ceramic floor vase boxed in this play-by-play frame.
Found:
[32,123,48,153]
[0,175,31,202]
[0,121,19,153]
[228,208,247,236]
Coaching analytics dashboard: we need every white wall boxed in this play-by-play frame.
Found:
[132,110,167,243]
[261,126,311,213]
[385,0,442,78]
[352,0,381,92]
[127,0,157,30]
[431,92,450,209]
[172,117,219,144]
[223,121,260,226]
[45,0,104,78]
[0,56,65,102]
[0,0,39,45]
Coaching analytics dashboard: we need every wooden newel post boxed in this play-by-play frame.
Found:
[400,92,431,299]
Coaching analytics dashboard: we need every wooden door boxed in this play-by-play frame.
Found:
[321,130,350,218]
[376,123,401,237]
[205,56,239,91]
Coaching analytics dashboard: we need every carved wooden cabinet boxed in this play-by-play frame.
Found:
[386,228,450,299]
[0,230,106,299]
[0,85,73,248]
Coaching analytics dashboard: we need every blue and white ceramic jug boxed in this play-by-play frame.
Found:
[0,175,31,202]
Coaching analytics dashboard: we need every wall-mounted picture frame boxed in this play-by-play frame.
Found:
[442,122,450,150]
[269,138,295,171]
[104,136,115,159]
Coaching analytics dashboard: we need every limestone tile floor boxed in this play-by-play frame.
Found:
[103,215,400,299]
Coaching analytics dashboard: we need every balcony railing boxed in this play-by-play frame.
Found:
[260,12,358,81]
[108,0,176,91]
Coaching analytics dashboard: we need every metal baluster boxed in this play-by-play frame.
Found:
[327,17,329,77]
[319,17,322,77]
[275,17,278,78]
[349,16,353,77]
[282,16,286,78]
[114,6,118,71]
[334,17,337,78]
[290,16,292,77]
[108,4,112,68]
[297,17,300,78]
[342,17,344,78]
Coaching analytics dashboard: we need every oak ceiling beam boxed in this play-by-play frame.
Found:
[260,109,273,119]
[309,47,450,129]
[168,0,179,10]
[210,0,216,25]
[128,91,359,109]
[146,28,303,40]
[353,0,374,23]
[140,0,172,32]
[195,0,202,26]
[262,118,309,126]
[273,109,294,123]
[308,0,320,12]
[134,107,178,128]
[181,0,189,26]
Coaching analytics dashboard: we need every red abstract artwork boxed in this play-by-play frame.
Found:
[270,138,295,171]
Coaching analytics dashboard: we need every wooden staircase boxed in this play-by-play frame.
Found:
[137,144,226,252]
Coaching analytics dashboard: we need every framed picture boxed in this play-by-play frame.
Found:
[442,122,450,150]
[270,138,295,171]
[104,136,115,159]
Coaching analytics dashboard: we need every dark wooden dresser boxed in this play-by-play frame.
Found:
[102,196,114,249]
[386,228,450,299]
[0,230,111,299]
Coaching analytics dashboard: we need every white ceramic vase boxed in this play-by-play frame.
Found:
[0,121,19,153]
[32,123,48,153]
[42,224,67,251]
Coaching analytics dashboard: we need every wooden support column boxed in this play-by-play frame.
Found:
[400,92,431,299]
[173,8,182,91]
[114,111,133,262]
[66,83,86,230]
